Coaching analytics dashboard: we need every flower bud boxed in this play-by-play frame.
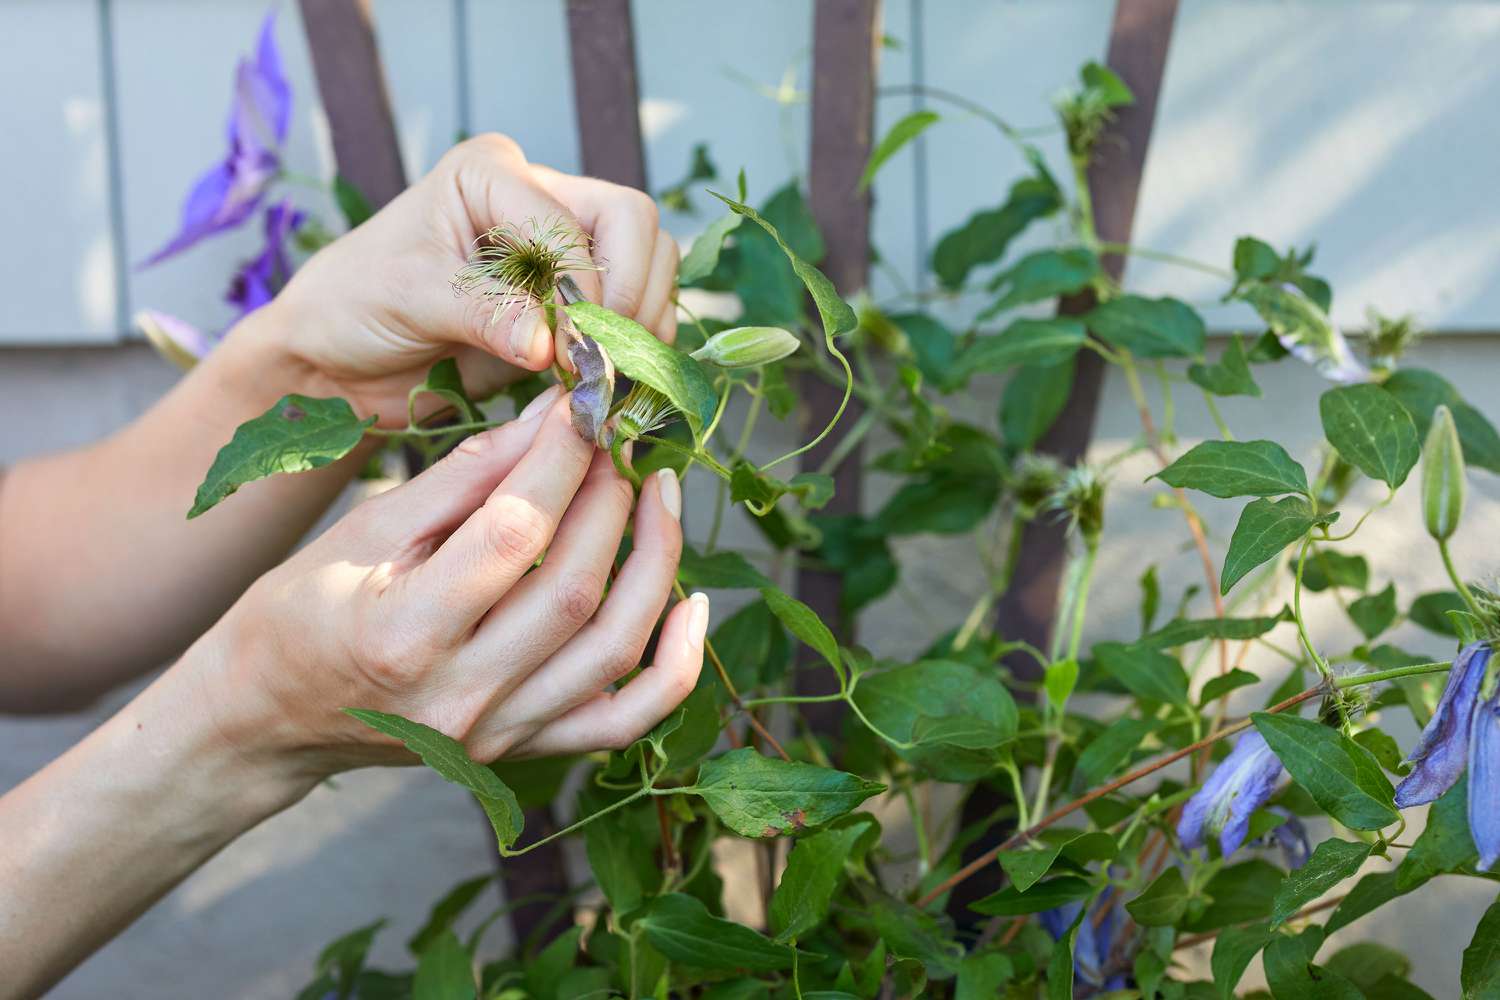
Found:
[690,326,799,368]
[1422,404,1465,541]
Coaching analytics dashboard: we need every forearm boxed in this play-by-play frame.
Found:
[0,302,375,709]
[0,642,314,999]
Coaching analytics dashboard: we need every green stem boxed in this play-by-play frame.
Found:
[741,692,846,709]
[816,402,880,477]
[1292,537,1332,682]
[638,434,732,480]
[761,339,854,472]
[501,785,652,857]
[1201,390,1234,441]
[1440,538,1485,619]
[1096,241,1236,281]
[610,435,641,488]
[700,379,735,445]
[1336,660,1452,689]
[901,780,932,878]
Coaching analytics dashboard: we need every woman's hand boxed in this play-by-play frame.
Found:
[261,133,681,425]
[187,388,707,777]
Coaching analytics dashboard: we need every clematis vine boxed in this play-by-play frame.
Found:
[140,11,290,267]
[1040,890,1132,992]
[1239,282,1369,384]
[1177,729,1285,857]
[1394,642,1500,868]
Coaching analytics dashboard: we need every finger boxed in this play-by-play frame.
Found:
[636,231,680,343]
[651,292,679,347]
[365,384,561,542]
[401,392,595,637]
[529,166,660,323]
[453,447,635,678]
[470,468,683,737]
[502,591,709,758]
[442,136,604,368]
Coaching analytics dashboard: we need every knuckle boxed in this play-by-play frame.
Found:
[595,634,646,687]
[482,496,551,568]
[630,189,660,229]
[456,131,525,165]
[600,716,640,752]
[356,621,431,688]
[554,569,607,627]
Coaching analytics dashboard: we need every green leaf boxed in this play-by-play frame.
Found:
[1085,294,1206,358]
[1126,867,1189,926]
[1044,658,1080,712]
[344,709,523,850]
[770,814,879,939]
[1093,642,1189,705]
[412,930,475,1000]
[526,927,583,1000]
[996,830,1098,893]
[867,891,964,979]
[1211,922,1271,1000]
[583,802,657,915]
[891,311,958,388]
[190,395,375,518]
[712,599,790,691]
[333,175,374,228]
[1155,439,1308,499]
[1233,236,1281,282]
[1200,668,1261,705]
[1071,718,1157,792]
[1252,713,1398,830]
[1410,590,1466,636]
[1324,943,1417,996]
[851,659,1019,780]
[565,302,718,439]
[408,875,492,955]
[982,247,1099,314]
[1134,611,1290,650]
[1384,367,1500,475]
[1264,927,1363,1000]
[638,893,796,971]
[1398,777,1476,889]
[680,210,743,285]
[1271,837,1373,926]
[859,110,940,191]
[760,586,841,675]
[1354,727,1408,776]
[1047,913,1080,1000]
[691,748,884,838]
[1348,582,1397,640]
[1327,870,1406,934]
[409,358,484,425]
[1189,335,1262,397]
[302,919,386,998]
[1081,59,1133,106]
[1221,496,1335,594]
[1319,383,1421,488]
[970,876,1094,916]
[711,190,857,341]
[1462,896,1500,999]
[1299,549,1369,592]
[931,167,1062,288]
[951,317,1087,385]
[677,545,772,590]
[956,953,1015,999]
[1001,358,1075,450]
[1184,860,1281,932]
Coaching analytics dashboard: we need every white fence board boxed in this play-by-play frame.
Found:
[465,0,579,176]
[0,0,119,343]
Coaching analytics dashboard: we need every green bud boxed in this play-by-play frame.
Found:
[1421,404,1465,541]
[690,326,800,368]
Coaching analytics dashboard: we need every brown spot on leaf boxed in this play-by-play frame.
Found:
[782,808,807,829]
[762,825,781,838]
[280,402,306,422]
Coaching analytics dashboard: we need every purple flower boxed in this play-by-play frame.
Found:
[140,11,289,267]
[1177,730,1285,857]
[1263,809,1311,869]
[1040,891,1130,990]
[1469,694,1500,870]
[1394,643,1490,808]
[225,200,304,316]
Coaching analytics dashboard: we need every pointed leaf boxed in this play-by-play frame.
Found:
[691,748,884,838]
[1085,294,1206,358]
[1271,837,1372,926]
[859,110,940,191]
[1319,383,1421,488]
[639,893,796,971]
[565,302,717,438]
[1155,439,1308,499]
[1252,712,1398,830]
[1222,497,1336,594]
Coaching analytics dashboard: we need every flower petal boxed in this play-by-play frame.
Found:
[1469,693,1500,870]
[1178,730,1283,856]
[568,331,615,445]
[1395,642,1489,807]
[135,309,217,369]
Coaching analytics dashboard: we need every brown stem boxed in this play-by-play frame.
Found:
[914,685,1320,909]
[1173,894,1344,950]
[655,795,679,872]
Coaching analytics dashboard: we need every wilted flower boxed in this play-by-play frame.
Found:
[141,11,290,266]
[1178,730,1285,857]
[1394,643,1489,809]
[226,201,304,317]
[1239,283,1368,384]
[691,326,799,369]
[1039,890,1131,991]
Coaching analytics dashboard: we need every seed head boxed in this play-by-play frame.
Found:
[453,218,599,323]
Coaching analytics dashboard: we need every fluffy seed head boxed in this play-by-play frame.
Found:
[453,218,599,321]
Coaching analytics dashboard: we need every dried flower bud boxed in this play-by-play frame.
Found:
[1422,404,1465,542]
[1048,464,1106,546]
[690,326,799,369]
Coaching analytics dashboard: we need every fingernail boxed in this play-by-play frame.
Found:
[518,384,562,422]
[688,592,710,645]
[657,468,681,520]
[510,311,545,360]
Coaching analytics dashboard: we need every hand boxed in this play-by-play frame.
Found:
[185,389,707,777]
[255,133,681,424]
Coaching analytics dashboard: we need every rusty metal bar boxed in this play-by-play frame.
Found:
[564,0,648,188]
[297,0,407,209]
[950,0,1181,922]
[793,0,880,734]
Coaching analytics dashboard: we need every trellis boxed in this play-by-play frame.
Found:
[295,0,1180,949]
